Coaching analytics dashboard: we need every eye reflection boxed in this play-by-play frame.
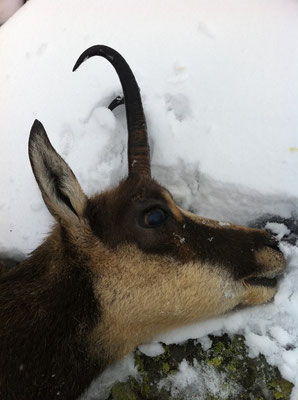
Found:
[143,208,167,228]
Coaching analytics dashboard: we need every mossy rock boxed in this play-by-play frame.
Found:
[108,334,293,400]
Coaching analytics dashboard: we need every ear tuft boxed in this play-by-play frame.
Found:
[28,120,87,224]
[30,119,46,138]
[29,120,54,163]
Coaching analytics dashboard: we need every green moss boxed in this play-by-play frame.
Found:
[109,334,293,399]
[111,380,139,400]
[132,352,151,398]
[154,344,171,361]
[269,378,294,399]
[208,356,223,367]
[227,358,236,372]
[134,351,145,373]
[162,362,171,374]
[213,340,224,354]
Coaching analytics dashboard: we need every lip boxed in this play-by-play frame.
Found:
[245,276,278,288]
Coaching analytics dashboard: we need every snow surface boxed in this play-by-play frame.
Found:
[158,359,241,399]
[0,0,298,399]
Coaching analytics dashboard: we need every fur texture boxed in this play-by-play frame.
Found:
[0,50,286,399]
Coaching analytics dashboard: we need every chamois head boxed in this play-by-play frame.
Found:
[0,45,286,400]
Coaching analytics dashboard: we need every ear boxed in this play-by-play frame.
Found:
[28,120,87,225]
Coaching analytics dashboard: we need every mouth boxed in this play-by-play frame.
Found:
[245,276,278,288]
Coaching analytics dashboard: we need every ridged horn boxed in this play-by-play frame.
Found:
[73,45,151,178]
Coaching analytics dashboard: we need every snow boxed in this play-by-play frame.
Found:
[197,336,213,352]
[81,354,138,400]
[158,359,241,399]
[138,342,165,358]
[266,222,291,241]
[0,0,298,399]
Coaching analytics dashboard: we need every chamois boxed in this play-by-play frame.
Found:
[0,45,286,400]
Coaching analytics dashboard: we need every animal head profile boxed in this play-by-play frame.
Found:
[0,45,286,400]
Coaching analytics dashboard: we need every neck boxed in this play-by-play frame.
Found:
[0,226,101,400]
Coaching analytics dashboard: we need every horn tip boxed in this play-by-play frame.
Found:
[72,55,87,72]
[73,45,106,72]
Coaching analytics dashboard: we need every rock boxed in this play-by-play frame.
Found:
[108,334,293,400]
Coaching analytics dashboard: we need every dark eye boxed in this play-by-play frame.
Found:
[143,208,168,228]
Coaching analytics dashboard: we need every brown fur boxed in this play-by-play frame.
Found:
[0,162,285,399]
[0,57,286,399]
[88,243,277,365]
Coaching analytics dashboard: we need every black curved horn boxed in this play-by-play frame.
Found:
[73,45,151,178]
[108,95,124,111]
